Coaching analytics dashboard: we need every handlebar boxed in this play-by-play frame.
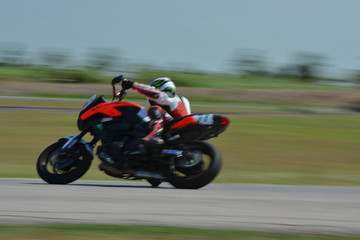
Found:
[117,89,127,101]
[111,80,127,101]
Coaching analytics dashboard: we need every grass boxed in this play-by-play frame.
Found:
[1,74,359,237]
[0,65,108,83]
[211,114,360,185]
[5,90,356,113]
[0,225,359,240]
[0,99,359,185]
[138,69,360,90]
[1,65,360,90]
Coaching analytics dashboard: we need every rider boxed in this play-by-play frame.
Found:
[112,75,191,148]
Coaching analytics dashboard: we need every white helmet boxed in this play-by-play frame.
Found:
[150,77,176,94]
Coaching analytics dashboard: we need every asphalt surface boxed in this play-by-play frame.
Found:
[1,178,359,235]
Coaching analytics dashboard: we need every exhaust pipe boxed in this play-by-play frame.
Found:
[99,163,128,177]
[135,170,165,180]
[99,163,165,180]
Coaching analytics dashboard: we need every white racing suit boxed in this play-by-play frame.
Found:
[131,82,191,144]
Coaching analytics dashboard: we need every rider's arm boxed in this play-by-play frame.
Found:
[132,82,176,107]
[132,82,162,100]
[132,82,188,117]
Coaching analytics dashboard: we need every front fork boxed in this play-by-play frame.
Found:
[59,127,96,160]
[61,127,91,149]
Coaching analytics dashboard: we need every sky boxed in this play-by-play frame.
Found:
[1,0,360,76]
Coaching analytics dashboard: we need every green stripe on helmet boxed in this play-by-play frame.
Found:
[150,77,176,94]
[163,87,175,93]
[150,80,166,89]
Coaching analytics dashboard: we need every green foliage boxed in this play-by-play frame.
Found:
[42,69,101,83]
[0,65,109,83]
[136,69,359,89]
[1,65,359,89]
[0,65,46,80]
[0,225,359,240]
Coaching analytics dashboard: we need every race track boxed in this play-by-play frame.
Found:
[1,178,359,235]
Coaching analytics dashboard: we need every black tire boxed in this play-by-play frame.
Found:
[36,141,92,184]
[163,141,222,189]
[147,179,163,187]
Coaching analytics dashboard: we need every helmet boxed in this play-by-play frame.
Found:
[150,77,176,94]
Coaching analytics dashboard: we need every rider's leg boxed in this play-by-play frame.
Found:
[140,105,167,145]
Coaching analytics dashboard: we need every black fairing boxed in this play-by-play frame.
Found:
[78,101,148,143]
[92,107,147,142]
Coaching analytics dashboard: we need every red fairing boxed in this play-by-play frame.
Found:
[169,116,197,129]
[80,102,142,120]
[221,117,230,129]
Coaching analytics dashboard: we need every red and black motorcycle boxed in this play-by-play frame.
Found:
[36,80,230,189]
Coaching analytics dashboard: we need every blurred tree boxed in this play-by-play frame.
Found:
[0,43,27,65]
[86,48,120,70]
[353,60,360,82]
[352,70,360,82]
[40,48,71,68]
[292,52,328,80]
[232,49,268,76]
[275,64,299,78]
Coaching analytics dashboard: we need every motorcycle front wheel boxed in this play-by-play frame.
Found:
[163,141,222,189]
[36,141,92,184]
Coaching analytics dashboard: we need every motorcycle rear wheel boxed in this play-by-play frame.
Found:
[36,141,92,184]
[163,141,222,189]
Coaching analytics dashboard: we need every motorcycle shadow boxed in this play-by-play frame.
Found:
[27,181,174,189]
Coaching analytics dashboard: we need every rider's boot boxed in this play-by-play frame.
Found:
[137,106,166,154]
[140,118,165,145]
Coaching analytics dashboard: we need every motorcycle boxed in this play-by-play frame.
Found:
[36,79,230,189]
